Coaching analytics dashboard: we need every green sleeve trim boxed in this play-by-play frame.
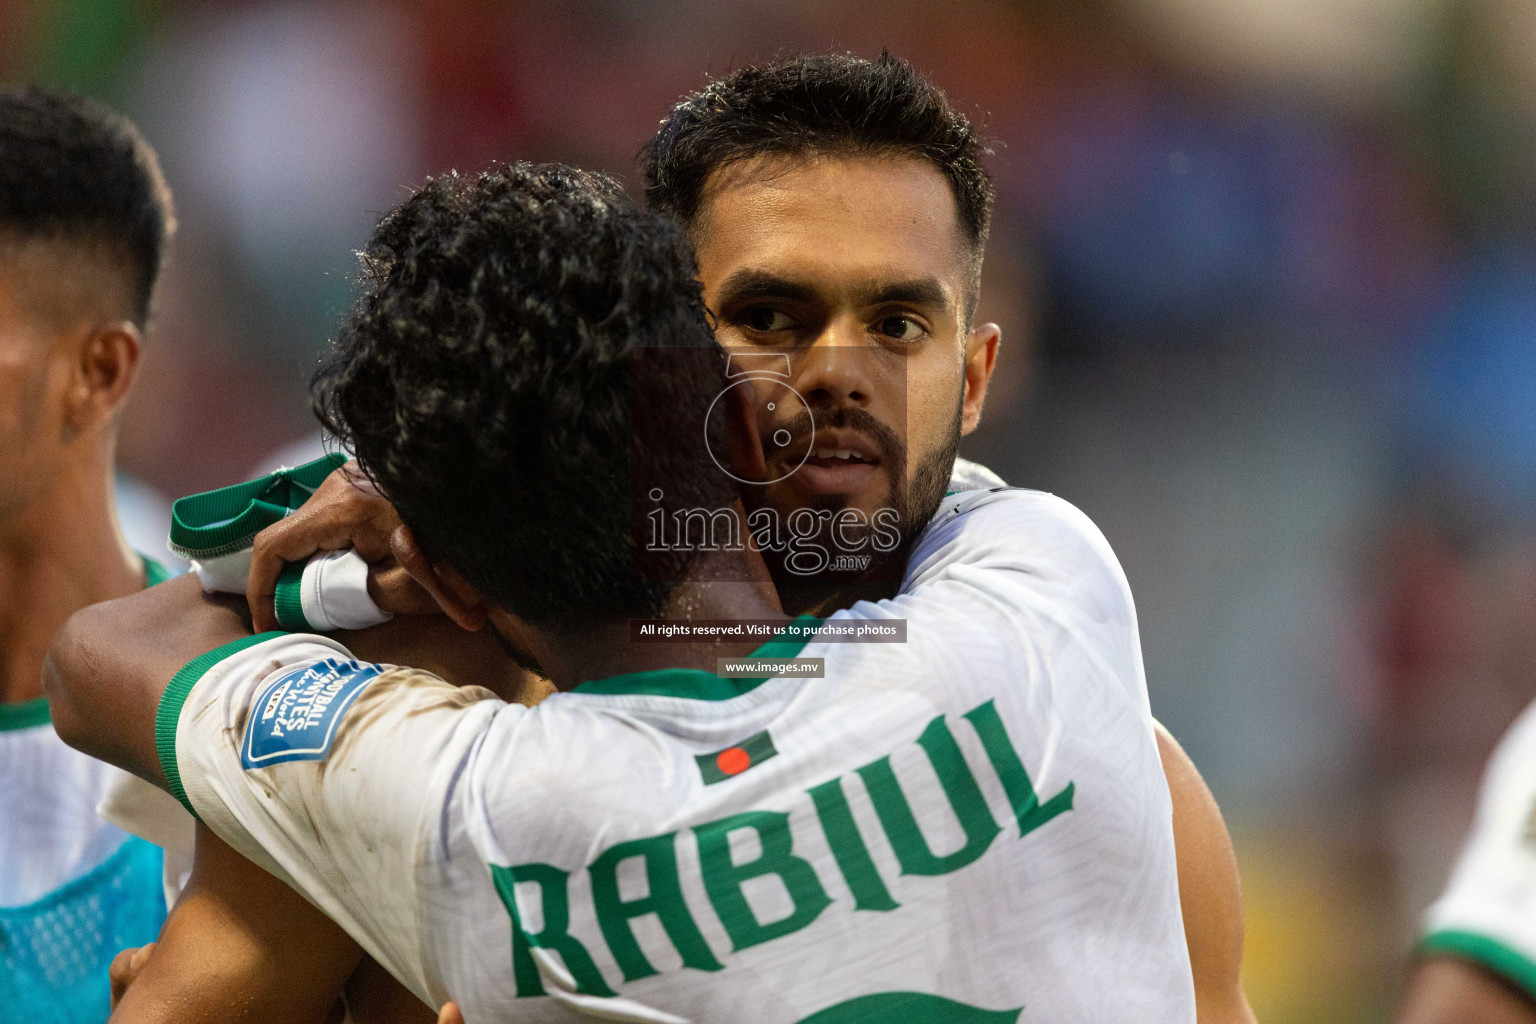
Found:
[0,697,52,732]
[169,453,346,559]
[273,560,310,631]
[1420,929,1536,1004]
[155,631,288,819]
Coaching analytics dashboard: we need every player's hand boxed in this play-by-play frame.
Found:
[247,463,439,630]
[108,942,154,1009]
[438,1003,463,1024]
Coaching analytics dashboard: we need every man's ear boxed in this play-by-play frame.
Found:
[960,322,1000,436]
[724,375,768,481]
[391,525,489,632]
[64,320,140,434]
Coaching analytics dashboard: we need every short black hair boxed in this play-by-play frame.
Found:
[313,162,736,625]
[0,84,175,326]
[642,52,994,294]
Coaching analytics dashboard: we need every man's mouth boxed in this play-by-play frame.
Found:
[804,447,875,468]
[778,430,883,494]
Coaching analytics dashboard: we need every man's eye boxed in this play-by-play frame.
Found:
[743,308,794,332]
[876,316,924,342]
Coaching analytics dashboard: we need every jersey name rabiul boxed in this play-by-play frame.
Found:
[160,489,1194,1022]
[1419,698,1536,1000]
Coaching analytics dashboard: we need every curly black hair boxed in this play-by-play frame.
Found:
[313,162,735,624]
[0,84,175,325]
[641,51,994,302]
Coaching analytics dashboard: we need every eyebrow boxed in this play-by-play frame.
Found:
[712,268,954,313]
[853,276,951,311]
[712,269,818,309]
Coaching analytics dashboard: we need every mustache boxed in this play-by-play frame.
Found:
[766,405,905,467]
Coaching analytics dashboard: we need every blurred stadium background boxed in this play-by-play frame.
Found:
[7,1,1536,1019]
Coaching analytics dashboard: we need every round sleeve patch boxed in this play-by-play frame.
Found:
[241,658,382,769]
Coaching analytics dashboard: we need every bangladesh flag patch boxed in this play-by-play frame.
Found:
[696,729,778,785]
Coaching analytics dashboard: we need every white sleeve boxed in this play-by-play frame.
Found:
[158,631,507,1004]
[1420,701,1536,999]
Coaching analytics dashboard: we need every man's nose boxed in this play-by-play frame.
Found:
[793,318,872,408]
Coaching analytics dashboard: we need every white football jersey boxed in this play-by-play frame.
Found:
[0,705,169,1021]
[161,489,1194,1023]
[0,703,139,908]
[1421,699,1536,999]
[0,558,169,1022]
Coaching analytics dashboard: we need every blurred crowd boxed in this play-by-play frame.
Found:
[6,1,1536,1019]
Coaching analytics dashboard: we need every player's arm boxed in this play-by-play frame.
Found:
[113,825,438,1024]
[61,601,505,1007]
[45,575,498,1017]
[45,573,250,786]
[44,571,534,784]
[110,822,368,1024]
[1156,723,1257,1024]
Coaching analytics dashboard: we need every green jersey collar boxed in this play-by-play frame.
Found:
[0,698,51,732]
[574,616,817,700]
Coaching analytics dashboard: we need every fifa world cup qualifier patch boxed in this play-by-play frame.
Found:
[696,729,778,784]
[242,658,382,769]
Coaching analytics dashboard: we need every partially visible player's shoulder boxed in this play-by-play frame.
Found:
[1472,697,1536,821]
[1490,698,1536,770]
[1417,696,1536,993]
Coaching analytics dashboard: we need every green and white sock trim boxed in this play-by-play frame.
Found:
[272,549,390,633]
[169,453,347,561]
[174,454,390,634]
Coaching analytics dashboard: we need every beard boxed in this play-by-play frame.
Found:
[742,397,961,617]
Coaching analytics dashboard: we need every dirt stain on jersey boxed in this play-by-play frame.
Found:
[319,668,498,774]
[225,659,287,740]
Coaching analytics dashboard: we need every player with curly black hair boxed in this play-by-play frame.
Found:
[311,163,737,629]
[0,84,176,1022]
[52,159,1197,1021]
